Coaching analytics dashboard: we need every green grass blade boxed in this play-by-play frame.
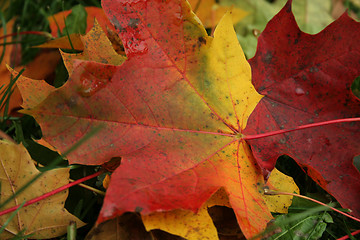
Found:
[0,68,25,119]
[0,201,26,235]
[0,11,7,64]
[0,125,102,210]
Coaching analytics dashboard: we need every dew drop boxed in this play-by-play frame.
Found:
[78,71,108,97]
[126,39,148,56]
[122,28,148,57]
[173,10,183,26]
[295,87,305,96]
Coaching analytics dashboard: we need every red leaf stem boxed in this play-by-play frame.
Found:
[337,229,360,240]
[243,118,360,140]
[264,189,360,223]
[0,170,103,217]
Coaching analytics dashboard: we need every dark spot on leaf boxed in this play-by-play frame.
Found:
[66,96,77,108]
[111,16,123,32]
[309,66,319,73]
[262,51,273,64]
[128,18,140,29]
[323,137,330,146]
[135,206,143,213]
[198,36,206,44]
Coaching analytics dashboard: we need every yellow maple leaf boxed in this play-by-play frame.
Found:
[0,140,85,239]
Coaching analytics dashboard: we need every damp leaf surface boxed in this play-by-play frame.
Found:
[244,1,360,217]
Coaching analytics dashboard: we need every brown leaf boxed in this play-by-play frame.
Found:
[85,213,152,240]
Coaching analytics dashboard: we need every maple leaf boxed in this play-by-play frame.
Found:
[9,67,55,109]
[142,188,233,240]
[244,0,360,217]
[0,140,84,238]
[60,20,126,74]
[12,22,125,111]
[141,169,298,239]
[18,0,278,237]
[263,168,299,214]
[38,7,119,51]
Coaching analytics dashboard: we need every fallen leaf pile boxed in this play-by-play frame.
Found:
[1,0,359,239]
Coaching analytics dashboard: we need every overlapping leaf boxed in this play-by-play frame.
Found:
[48,6,115,37]
[263,168,299,214]
[222,0,334,57]
[0,19,61,116]
[0,140,84,238]
[142,188,232,240]
[40,6,119,51]
[142,169,298,239]
[244,1,360,217]
[60,20,126,74]
[14,22,125,110]
[18,0,278,237]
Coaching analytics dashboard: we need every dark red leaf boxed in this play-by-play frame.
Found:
[244,0,360,217]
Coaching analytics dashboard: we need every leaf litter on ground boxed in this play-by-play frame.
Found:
[2,0,360,239]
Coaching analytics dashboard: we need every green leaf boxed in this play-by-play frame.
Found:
[274,0,333,34]
[222,0,278,58]
[269,212,333,240]
[65,4,87,35]
[222,0,334,58]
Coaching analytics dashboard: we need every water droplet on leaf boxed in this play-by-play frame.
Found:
[78,71,108,97]
[295,87,305,96]
[173,10,183,26]
[126,39,148,56]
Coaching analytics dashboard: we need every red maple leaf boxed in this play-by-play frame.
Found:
[244,0,360,217]
[19,0,274,237]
